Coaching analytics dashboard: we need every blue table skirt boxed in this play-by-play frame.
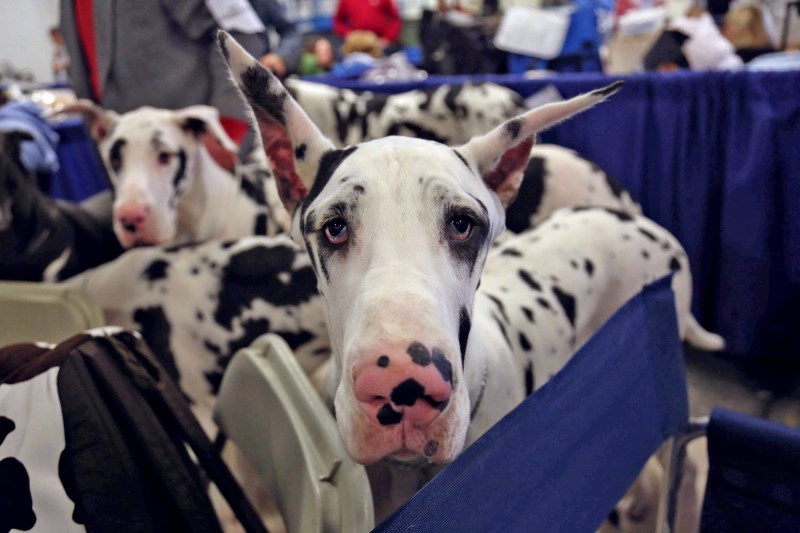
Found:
[305,70,800,361]
[51,118,109,202]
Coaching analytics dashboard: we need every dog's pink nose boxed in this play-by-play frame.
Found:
[352,342,453,428]
[116,204,150,233]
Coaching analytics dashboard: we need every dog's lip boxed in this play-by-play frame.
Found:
[384,449,429,468]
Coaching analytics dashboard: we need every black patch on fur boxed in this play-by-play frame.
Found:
[525,362,535,396]
[214,244,318,330]
[142,259,169,282]
[133,307,180,381]
[584,259,594,277]
[353,184,365,195]
[275,330,316,352]
[173,149,187,189]
[521,306,535,323]
[431,348,453,384]
[302,147,358,216]
[216,31,230,61]
[572,206,633,222]
[604,173,627,198]
[392,378,425,406]
[239,176,268,205]
[518,270,542,291]
[377,404,403,425]
[424,440,439,457]
[537,297,551,310]
[377,355,390,368]
[670,257,682,272]
[642,250,650,259]
[487,294,509,323]
[519,332,532,351]
[386,122,447,144]
[506,156,546,233]
[638,228,658,241]
[458,306,471,364]
[504,118,522,140]
[254,213,268,235]
[452,149,471,171]
[492,313,512,348]
[241,65,287,125]
[501,248,523,257]
[590,80,624,98]
[552,286,576,327]
[294,143,307,161]
[444,84,468,119]
[108,139,126,172]
[407,341,431,366]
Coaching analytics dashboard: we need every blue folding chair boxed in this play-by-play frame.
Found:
[662,408,800,533]
[375,276,690,532]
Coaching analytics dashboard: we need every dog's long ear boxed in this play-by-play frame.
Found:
[172,105,238,153]
[217,31,336,213]
[55,100,119,142]
[457,82,623,207]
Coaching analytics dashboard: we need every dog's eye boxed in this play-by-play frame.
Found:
[448,215,473,241]
[158,152,172,165]
[324,218,348,245]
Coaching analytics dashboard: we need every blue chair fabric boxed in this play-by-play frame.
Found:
[374,276,689,532]
[700,408,800,532]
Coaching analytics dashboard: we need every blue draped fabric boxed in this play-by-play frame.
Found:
[50,118,109,202]
[309,70,800,362]
[374,277,689,532]
[701,408,800,532]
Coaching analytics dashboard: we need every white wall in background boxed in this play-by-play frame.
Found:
[0,0,60,84]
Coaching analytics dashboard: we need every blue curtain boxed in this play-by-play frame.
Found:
[375,277,689,532]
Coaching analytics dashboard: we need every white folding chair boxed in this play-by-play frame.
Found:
[213,334,374,533]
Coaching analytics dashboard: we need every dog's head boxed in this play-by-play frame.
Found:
[60,101,238,248]
[219,32,620,465]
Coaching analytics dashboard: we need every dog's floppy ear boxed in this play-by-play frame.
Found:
[457,82,623,207]
[217,30,336,213]
[171,105,238,153]
[56,99,119,142]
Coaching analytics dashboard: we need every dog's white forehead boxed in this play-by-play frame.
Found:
[104,107,183,151]
[308,137,501,221]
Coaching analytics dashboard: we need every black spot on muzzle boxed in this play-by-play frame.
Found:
[377,403,403,425]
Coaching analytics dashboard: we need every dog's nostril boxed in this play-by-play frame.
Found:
[122,222,138,233]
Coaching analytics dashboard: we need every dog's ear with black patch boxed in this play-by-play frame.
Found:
[172,105,238,153]
[217,30,336,213]
[457,82,623,207]
[55,99,119,142]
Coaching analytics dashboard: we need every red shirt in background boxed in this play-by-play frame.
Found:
[73,0,102,101]
[333,0,402,44]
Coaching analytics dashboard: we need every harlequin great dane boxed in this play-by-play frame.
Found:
[220,32,723,522]
[285,78,527,147]
[58,102,288,249]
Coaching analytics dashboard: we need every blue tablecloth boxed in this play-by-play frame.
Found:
[305,70,800,363]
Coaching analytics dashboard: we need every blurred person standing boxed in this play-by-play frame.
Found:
[247,0,303,78]
[333,0,403,50]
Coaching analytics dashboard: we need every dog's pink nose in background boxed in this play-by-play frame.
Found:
[115,204,150,233]
[352,342,453,428]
